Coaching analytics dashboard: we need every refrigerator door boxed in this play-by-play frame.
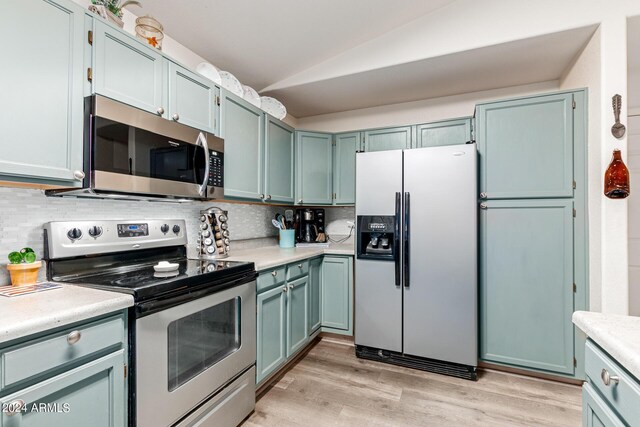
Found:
[402,144,478,367]
[355,150,403,352]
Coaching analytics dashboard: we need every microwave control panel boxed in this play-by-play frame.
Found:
[117,223,149,238]
[208,150,224,187]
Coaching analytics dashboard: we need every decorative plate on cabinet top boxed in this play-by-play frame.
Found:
[219,71,244,98]
[195,62,221,85]
[260,96,287,120]
[242,85,261,108]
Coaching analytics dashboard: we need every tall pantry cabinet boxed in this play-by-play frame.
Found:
[476,90,588,379]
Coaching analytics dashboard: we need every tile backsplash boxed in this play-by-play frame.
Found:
[0,187,279,283]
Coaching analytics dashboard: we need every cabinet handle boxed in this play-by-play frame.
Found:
[282,286,288,293]
[4,399,25,416]
[288,284,294,290]
[266,195,272,200]
[260,194,265,200]
[172,113,180,121]
[73,170,85,181]
[601,368,620,386]
[480,192,487,199]
[298,264,303,268]
[156,107,165,115]
[298,199,303,204]
[271,270,278,277]
[480,203,487,209]
[67,330,82,345]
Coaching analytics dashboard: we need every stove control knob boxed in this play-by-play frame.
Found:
[218,214,227,222]
[220,223,228,230]
[173,225,181,234]
[88,226,103,238]
[160,224,170,234]
[67,228,82,240]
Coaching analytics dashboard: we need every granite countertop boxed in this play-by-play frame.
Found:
[573,311,640,380]
[227,242,355,271]
[0,285,133,345]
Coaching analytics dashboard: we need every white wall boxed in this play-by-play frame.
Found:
[628,115,640,316]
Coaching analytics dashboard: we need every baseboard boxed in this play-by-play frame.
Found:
[478,361,584,386]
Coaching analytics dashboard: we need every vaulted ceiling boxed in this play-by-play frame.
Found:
[136,0,597,118]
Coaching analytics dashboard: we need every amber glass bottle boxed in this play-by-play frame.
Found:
[604,149,630,199]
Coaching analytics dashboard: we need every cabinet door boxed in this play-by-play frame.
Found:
[264,116,294,203]
[333,133,360,205]
[0,350,125,427]
[287,276,309,357]
[93,20,164,116]
[256,285,287,384]
[363,126,412,152]
[480,199,575,375]
[221,90,264,200]
[476,93,574,199]
[583,383,626,427]
[168,62,219,133]
[415,118,472,148]
[321,256,353,332]
[308,257,322,334]
[295,132,333,205]
[0,0,84,186]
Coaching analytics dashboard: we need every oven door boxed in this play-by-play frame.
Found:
[136,281,256,427]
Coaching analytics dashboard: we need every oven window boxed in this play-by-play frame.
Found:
[167,297,241,391]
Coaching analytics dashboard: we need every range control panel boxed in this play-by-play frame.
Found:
[117,223,149,238]
[208,150,224,188]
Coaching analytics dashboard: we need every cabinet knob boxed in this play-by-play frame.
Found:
[260,194,265,200]
[480,192,487,199]
[156,107,165,115]
[73,170,85,181]
[67,330,82,345]
[298,199,303,204]
[271,270,278,277]
[298,264,303,268]
[172,113,180,121]
[288,284,294,290]
[601,368,620,386]
[4,399,25,416]
[266,195,272,200]
[282,286,288,293]
[480,203,487,209]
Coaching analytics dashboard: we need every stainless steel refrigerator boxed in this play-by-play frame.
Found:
[354,144,478,380]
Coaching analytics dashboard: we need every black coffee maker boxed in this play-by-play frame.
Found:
[295,208,326,243]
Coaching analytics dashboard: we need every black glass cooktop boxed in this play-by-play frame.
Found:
[48,247,255,303]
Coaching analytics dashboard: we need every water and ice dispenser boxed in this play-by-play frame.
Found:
[356,215,398,260]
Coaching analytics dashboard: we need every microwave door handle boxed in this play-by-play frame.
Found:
[197,132,210,197]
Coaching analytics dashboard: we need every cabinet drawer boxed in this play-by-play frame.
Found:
[1,314,125,391]
[286,260,309,281]
[257,266,286,293]
[585,340,640,424]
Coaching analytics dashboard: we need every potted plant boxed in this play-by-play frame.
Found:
[90,0,141,28]
[6,248,42,286]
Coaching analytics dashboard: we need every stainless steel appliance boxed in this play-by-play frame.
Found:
[47,95,224,201]
[198,207,230,259]
[44,219,256,427]
[295,208,326,243]
[355,144,478,380]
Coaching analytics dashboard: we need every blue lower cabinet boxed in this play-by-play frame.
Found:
[256,285,287,384]
[286,276,309,357]
[0,349,126,427]
[582,383,625,427]
[308,257,322,334]
[321,256,353,334]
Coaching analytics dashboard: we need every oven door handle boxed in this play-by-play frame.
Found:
[197,132,210,197]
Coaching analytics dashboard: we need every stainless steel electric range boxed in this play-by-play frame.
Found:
[44,219,257,427]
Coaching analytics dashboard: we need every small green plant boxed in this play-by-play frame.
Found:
[8,248,36,264]
[91,0,141,18]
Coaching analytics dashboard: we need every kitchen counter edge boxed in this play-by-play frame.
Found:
[0,284,134,345]
[573,310,640,381]
[227,244,355,272]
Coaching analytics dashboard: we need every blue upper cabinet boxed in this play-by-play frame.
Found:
[415,118,472,148]
[476,93,574,199]
[92,19,165,116]
[480,199,575,376]
[295,131,333,205]
[0,0,85,186]
[264,116,295,203]
[363,126,413,152]
[333,132,360,205]
[221,90,264,201]
[167,61,220,134]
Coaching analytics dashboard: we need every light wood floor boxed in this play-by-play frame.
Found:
[243,339,582,426]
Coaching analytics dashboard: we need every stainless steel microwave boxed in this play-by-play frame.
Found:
[48,95,224,201]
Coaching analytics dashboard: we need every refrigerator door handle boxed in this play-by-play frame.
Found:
[394,192,401,287]
[403,192,410,288]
